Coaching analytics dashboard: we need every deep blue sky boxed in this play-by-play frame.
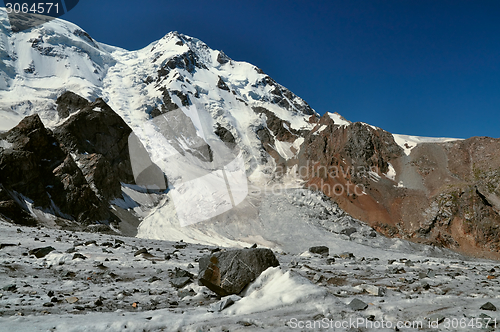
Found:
[61,0,500,139]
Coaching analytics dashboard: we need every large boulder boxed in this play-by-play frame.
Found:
[198,248,279,296]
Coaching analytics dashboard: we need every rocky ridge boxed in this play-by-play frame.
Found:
[0,93,159,232]
[297,114,500,258]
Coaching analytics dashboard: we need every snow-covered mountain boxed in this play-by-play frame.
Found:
[1,8,500,260]
[0,7,314,174]
[0,8,336,249]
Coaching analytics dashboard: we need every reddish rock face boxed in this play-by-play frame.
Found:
[296,114,500,259]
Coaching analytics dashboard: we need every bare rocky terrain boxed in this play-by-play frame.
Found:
[298,114,500,259]
[1,220,500,332]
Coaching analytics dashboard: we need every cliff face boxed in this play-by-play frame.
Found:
[297,114,500,258]
[0,94,153,230]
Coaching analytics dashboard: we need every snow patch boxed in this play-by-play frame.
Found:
[327,112,351,126]
[393,133,461,156]
[226,267,326,315]
[0,139,13,149]
[385,162,396,181]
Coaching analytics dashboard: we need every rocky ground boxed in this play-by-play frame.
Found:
[1,220,500,332]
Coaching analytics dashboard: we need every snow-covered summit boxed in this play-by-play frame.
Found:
[0,9,319,178]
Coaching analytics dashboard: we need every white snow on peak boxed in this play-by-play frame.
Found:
[392,133,462,156]
[327,112,351,126]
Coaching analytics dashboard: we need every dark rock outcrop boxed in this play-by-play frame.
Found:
[198,248,279,296]
[0,185,37,226]
[0,92,165,228]
[216,51,230,65]
[217,76,230,91]
[56,91,90,119]
[214,124,236,150]
[0,114,112,225]
[54,98,135,187]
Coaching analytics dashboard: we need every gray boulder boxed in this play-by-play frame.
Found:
[29,246,55,258]
[309,246,329,256]
[349,298,368,311]
[481,302,497,311]
[198,248,279,296]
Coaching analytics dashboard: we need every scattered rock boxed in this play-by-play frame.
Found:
[362,285,386,296]
[29,246,56,258]
[134,248,148,256]
[341,228,357,236]
[339,252,355,259]
[174,267,194,279]
[171,277,191,289]
[481,302,497,311]
[2,284,16,292]
[72,253,87,260]
[208,295,241,312]
[349,298,368,311]
[43,302,54,307]
[309,246,329,256]
[0,243,16,250]
[94,297,104,306]
[173,243,187,249]
[198,248,279,296]
[148,276,161,283]
[326,258,336,265]
[178,289,196,299]
[65,297,79,304]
